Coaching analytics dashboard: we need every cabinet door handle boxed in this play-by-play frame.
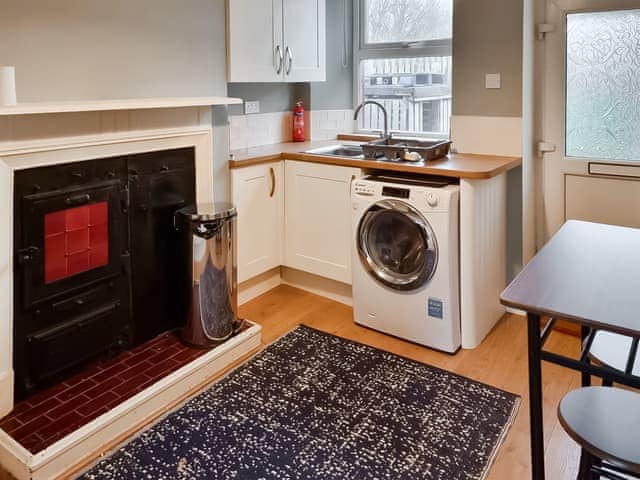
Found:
[275,45,283,74]
[269,167,276,197]
[285,46,293,75]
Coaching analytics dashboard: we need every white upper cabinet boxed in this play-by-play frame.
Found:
[227,0,325,83]
[227,0,283,83]
[282,0,326,82]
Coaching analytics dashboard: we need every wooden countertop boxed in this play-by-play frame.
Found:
[229,138,521,180]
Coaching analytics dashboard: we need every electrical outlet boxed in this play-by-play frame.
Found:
[485,73,501,89]
[244,100,260,114]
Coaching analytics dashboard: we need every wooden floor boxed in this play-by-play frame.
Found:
[239,284,583,480]
[0,284,583,480]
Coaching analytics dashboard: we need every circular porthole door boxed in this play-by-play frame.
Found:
[357,199,438,291]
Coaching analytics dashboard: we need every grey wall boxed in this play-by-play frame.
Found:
[452,0,524,118]
[227,83,310,115]
[0,0,227,101]
[310,0,353,110]
[0,0,231,202]
[452,0,524,282]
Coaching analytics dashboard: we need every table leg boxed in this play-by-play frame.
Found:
[527,312,545,480]
[581,325,591,387]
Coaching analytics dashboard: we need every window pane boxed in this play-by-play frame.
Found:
[364,0,452,44]
[359,56,452,135]
[566,10,640,161]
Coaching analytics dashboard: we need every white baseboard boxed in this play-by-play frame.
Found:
[238,267,282,306]
[506,307,526,316]
[281,267,352,306]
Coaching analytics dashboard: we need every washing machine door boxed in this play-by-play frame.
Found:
[357,199,438,291]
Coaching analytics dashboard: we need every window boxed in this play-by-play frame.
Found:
[355,0,453,137]
[566,9,640,161]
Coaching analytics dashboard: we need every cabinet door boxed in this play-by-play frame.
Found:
[227,0,284,82]
[231,162,284,283]
[284,160,360,284]
[282,0,326,82]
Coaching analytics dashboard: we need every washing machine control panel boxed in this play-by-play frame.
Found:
[353,182,376,196]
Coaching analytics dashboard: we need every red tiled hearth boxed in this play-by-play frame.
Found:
[0,331,206,453]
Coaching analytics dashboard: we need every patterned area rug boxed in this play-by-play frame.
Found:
[79,325,520,480]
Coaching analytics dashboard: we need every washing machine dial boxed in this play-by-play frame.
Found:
[426,192,439,207]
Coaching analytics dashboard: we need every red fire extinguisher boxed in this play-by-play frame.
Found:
[292,101,305,142]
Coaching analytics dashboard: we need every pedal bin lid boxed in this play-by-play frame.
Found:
[178,202,237,223]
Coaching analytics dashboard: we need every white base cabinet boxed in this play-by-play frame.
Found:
[231,162,284,283]
[284,160,361,284]
[231,160,360,285]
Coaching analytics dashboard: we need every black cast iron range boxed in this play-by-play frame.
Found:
[12,148,195,401]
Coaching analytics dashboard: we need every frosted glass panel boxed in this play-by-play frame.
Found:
[566,10,640,161]
[364,0,452,44]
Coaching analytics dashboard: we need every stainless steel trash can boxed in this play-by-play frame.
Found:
[177,202,240,347]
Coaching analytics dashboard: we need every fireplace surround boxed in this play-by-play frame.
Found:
[13,148,195,401]
[0,102,262,480]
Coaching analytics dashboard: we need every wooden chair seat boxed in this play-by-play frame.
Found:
[559,387,640,477]
[589,331,640,376]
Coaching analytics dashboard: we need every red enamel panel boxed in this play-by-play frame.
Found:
[65,206,90,231]
[44,235,67,283]
[89,202,108,225]
[89,244,109,268]
[44,202,109,284]
[67,251,90,276]
[66,229,89,254]
[44,211,66,236]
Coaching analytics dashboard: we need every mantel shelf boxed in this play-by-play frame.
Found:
[0,96,243,116]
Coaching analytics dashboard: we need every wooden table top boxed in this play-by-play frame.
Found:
[229,139,521,180]
[501,220,640,337]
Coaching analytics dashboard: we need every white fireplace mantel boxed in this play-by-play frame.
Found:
[0,103,263,480]
[0,96,242,116]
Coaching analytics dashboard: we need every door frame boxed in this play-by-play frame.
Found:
[536,0,640,245]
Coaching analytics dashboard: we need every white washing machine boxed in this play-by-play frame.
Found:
[351,175,460,353]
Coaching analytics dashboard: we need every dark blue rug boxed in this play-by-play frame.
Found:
[78,325,519,480]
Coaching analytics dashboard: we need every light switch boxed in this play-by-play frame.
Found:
[485,73,501,89]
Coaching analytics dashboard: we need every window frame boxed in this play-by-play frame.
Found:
[353,0,453,138]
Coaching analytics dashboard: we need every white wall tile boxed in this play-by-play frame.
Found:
[229,109,356,148]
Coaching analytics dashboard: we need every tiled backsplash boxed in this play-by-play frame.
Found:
[309,109,355,141]
[229,109,355,150]
[229,111,293,150]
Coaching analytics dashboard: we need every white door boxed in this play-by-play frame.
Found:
[284,160,360,284]
[231,162,284,283]
[282,0,326,82]
[227,0,284,82]
[540,0,640,242]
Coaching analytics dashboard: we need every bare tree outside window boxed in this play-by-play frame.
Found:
[365,0,452,44]
[358,0,453,136]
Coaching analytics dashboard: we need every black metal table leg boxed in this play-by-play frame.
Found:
[527,312,545,480]
[581,325,592,387]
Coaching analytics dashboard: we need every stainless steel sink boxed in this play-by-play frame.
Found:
[304,144,364,158]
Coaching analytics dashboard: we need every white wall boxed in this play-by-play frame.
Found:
[0,0,227,101]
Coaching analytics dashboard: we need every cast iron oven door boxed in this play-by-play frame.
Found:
[357,199,438,291]
[17,179,127,309]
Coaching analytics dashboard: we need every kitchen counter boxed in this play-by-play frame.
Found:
[229,137,521,180]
